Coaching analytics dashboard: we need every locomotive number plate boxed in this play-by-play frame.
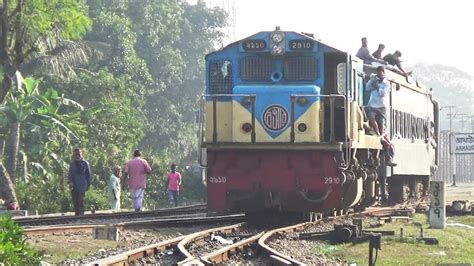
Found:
[324,177,341,184]
[242,39,266,51]
[289,40,314,50]
[262,105,289,131]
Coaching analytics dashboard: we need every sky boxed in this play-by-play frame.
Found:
[191,0,474,77]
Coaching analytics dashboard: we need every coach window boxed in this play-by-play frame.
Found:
[209,60,233,94]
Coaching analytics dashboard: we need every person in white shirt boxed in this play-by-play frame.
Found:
[366,66,396,166]
[366,66,390,135]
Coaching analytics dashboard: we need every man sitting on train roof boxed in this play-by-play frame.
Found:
[366,66,396,166]
[372,44,385,60]
[356,37,386,65]
[383,50,413,77]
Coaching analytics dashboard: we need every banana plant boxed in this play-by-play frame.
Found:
[0,76,85,181]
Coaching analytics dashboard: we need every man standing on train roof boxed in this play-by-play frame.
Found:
[356,37,386,65]
[372,44,385,59]
[383,50,413,77]
[366,66,396,166]
[125,149,152,212]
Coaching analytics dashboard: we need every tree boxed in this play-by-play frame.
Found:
[127,0,227,159]
[0,0,91,206]
[1,77,85,179]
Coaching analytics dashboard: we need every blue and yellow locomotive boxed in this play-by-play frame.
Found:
[199,27,439,216]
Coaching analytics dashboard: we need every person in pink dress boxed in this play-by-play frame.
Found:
[124,150,152,211]
[167,164,182,208]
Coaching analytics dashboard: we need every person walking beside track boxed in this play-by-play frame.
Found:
[108,165,122,210]
[67,148,93,216]
[167,164,182,208]
[125,149,152,212]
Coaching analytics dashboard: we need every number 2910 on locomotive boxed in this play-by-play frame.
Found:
[198,27,439,217]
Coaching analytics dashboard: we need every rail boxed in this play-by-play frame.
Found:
[87,206,412,265]
[176,223,245,265]
[15,204,207,227]
[23,214,245,236]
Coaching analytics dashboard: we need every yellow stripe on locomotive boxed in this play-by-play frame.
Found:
[205,99,321,143]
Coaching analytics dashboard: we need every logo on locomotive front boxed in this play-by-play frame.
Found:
[262,105,289,131]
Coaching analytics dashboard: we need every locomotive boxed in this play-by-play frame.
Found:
[198,27,439,217]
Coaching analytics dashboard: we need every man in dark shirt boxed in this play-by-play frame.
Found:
[372,44,385,59]
[356,37,386,65]
[383,50,412,77]
[67,148,92,216]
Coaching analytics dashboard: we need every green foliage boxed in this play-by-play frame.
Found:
[328,214,474,264]
[49,70,146,180]
[1,77,86,182]
[7,1,228,214]
[84,187,110,212]
[0,215,42,264]
[1,0,92,80]
[16,174,71,213]
[129,1,227,159]
[21,0,91,41]
[179,167,207,204]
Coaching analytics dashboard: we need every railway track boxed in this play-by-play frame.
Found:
[24,214,245,236]
[15,204,208,227]
[88,205,409,265]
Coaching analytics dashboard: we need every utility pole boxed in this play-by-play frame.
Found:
[443,106,456,132]
[442,106,457,186]
[458,113,468,132]
[470,115,474,132]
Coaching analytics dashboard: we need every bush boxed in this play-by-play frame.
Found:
[84,187,110,212]
[16,174,71,214]
[0,215,42,264]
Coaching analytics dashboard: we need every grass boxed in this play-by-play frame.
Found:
[448,215,474,227]
[29,229,175,263]
[316,214,474,265]
[29,234,121,263]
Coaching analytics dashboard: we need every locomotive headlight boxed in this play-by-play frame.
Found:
[271,44,284,55]
[271,32,284,43]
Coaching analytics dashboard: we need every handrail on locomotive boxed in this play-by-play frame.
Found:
[198,93,351,170]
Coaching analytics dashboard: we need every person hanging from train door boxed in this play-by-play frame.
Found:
[366,66,397,166]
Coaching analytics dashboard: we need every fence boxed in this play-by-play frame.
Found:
[433,130,474,183]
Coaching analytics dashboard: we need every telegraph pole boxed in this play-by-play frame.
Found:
[443,106,456,132]
[458,113,468,132]
[442,106,457,186]
[470,115,474,132]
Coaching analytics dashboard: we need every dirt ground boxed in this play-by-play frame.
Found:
[445,182,474,202]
